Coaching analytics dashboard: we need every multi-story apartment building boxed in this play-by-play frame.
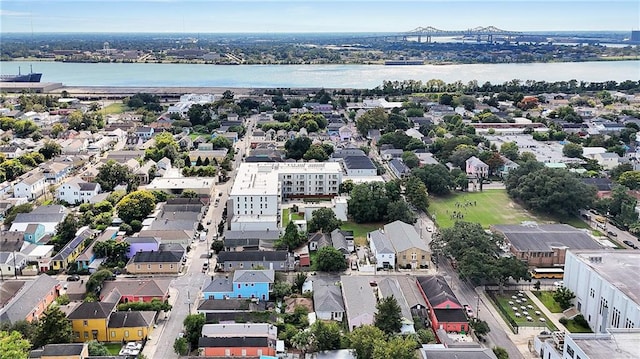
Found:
[229,163,342,231]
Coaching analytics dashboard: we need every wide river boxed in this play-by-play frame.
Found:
[1,60,639,88]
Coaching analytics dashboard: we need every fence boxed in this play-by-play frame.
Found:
[486,291,519,334]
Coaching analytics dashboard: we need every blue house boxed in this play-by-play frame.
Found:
[202,269,274,301]
[24,224,45,244]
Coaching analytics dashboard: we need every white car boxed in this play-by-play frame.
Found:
[554,281,564,287]
[463,304,474,318]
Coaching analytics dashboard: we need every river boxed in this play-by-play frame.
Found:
[1,60,638,88]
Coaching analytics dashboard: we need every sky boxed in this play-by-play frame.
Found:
[1,0,638,33]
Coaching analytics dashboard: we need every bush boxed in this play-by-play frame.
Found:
[574,314,589,328]
[559,317,568,325]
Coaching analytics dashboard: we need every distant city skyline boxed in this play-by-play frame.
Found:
[1,0,638,33]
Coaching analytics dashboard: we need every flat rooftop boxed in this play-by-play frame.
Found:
[486,134,581,164]
[493,224,602,252]
[231,162,342,196]
[571,250,640,306]
[146,177,216,190]
[570,329,640,359]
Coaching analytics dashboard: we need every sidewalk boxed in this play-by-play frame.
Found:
[140,287,179,358]
[525,291,568,332]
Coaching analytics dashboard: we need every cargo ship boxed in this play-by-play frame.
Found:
[0,66,42,82]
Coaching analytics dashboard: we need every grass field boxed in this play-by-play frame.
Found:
[103,343,122,355]
[564,318,593,333]
[490,291,557,331]
[282,208,291,227]
[429,190,541,228]
[103,103,128,115]
[340,221,384,247]
[533,291,563,313]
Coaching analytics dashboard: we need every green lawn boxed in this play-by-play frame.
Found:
[564,318,593,333]
[292,212,304,221]
[102,103,128,115]
[340,221,384,247]
[490,291,557,331]
[429,190,541,228]
[282,208,291,227]
[103,343,122,355]
[533,291,563,313]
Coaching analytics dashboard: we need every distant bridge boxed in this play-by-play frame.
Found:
[400,26,523,42]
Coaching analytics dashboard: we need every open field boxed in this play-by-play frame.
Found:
[102,102,128,114]
[533,291,563,313]
[429,190,541,228]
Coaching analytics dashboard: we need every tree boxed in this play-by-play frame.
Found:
[96,160,135,192]
[278,222,304,251]
[284,137,312,160]
[401,151,420,169]
[3,203,33,227]
[303,144,329,161]
[116,190,156,223]
[0,331,30,359]
[39,141,62,159]
[412,164,454,196]
[55,214,79,248]
[499,142,519,161]
[316,246,347,272]
[386,200,417,224]
[291,330,313,355]
[347,182,390,223]
[173,337,188,355]
[33,306,73,348]
[88,340,110,356]
[617,171,640,190]
[183,314,205,350]
[416,328,436,344]
[553,287,576,310]
[506,167,596,217]
[348,325,385,359]
[372,336,417,359]
[439,93,453,105]
[493,256,531,294]
[339,179,355,194]
[493,347,509,359]
[294,273,307,293]
[356,108,388,135]
[449,144,479,169]
[310,321,342,351]
[459,95,476,111]
[210,136,232,150]
[563,143,583,158]
[374,296,402,335]
[404,175,429,212]
[272,281,292,301]
[470,319,490,336]
[307,208,342,233]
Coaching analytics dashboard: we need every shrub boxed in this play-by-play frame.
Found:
[574,314,589,328]
[559,317,568,325]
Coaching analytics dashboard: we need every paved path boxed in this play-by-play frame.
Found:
[525,291,568,332]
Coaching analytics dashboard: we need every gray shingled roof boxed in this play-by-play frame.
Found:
[203,276,234,293]
[340,275,378,330]
[108,311,156,328]
[40,343,87,356]
[492,224,602,252]
[369,230,394,254]
[313,284,345,313]
[343,156,376,170]
[67,301,118,320]
[233,269,275,283]
[0,274,59,323]
[217,250,287,262]
[384,220,429,253]
[130,250,182,263]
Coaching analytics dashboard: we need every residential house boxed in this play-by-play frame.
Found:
[380,148,403,160]
[135,126,154,139]
[491,224,603,268]
[466,156,489,177]
[41,162,73,184]
[100,279,171,303]
[223,230,280,252]
[126,250,183,274]
[216,250,291,272]
[14,173,46,200]
[29,343,89,359]
[199,323,277,357]
[0,145,25,159]
[331,228,354,254]
[592,152,621,170]
[582,177,614,198]
[74,228,118,272]
[10,205,69,235]
[51,228,95,271]
[342,155,377,176]
[417,275,469,333]
[378,277,415,333]
[124,237,161,259]
[0,274,60,323]
[368,229,396,269]
[339,125,353,141]
[313,281,345,321]
[24,223,46,243]
[55,177,101,204]
[498,155,519,177]
[341,275,378,331]
[308,232,331,252]
[107,311,156,342]
[389,158,410,178]
[0,252,27,276]
[202,269,275,301]
[383,221,431,269]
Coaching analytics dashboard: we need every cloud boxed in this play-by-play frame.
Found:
[0,10,31,16]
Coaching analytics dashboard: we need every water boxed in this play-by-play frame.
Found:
[1,60,638,88]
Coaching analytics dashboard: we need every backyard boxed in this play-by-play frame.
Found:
[340,221,384,247]
[102,103,128,115]
[103,343,122,355]
[533,291,563,313]
[488,291,557,332]
[282,208,305,227]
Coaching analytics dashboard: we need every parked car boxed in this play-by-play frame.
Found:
[202,262,209,273]
[67,274,81,282]
[623,240,634,247]
[607,231,618,237]
[426,225,434,232]
[463,304,474,318]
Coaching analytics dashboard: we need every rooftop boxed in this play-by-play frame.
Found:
[569,329,640,359]
[492,224,602,252]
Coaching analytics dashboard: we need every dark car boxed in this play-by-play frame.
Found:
[623,240,634,247]
[67,274,80,282]
[607,231,618,237]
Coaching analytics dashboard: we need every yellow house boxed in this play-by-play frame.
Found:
[67,300,156,343]
[107,311,156,342]
[51,229,94,271]
[67,301,117,342]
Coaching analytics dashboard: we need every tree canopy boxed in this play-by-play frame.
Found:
[356,108,388,135]
[316,246,347,272]
[0,331,30,359]
[412,164,455,196]
[284,137,312,160]
[116,190,156,224]
[96,160,136,192]
[374,296,402,335]
[277,222,304,251]
[32,306,73,348]
[307,208,342,233]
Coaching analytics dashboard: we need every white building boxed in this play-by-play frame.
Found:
[564,250,640,333]
[533,329,640,359]
[229,162,342,231]
[14,173,46,200]
[167,93,215,118]
[56,177,101,204]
